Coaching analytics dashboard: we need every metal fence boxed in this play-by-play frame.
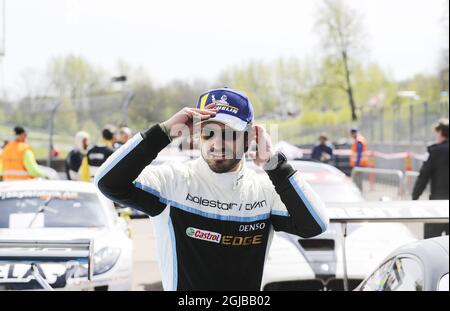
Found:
[282,100,449,146]
[359,101,449,145]
[0,94,127,164]
[1,96,448,168]
[351,167,431,201]
[351,167,405,201]
[403,171,431,200]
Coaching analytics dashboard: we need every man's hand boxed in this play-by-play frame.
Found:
[161,104,218,140]
[249,125,275,167]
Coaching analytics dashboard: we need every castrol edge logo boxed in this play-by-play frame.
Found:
[186,227,264,246]
[186,227,222,244]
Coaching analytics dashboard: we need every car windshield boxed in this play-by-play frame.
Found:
[247,160,364,203]
[0,190,108,228]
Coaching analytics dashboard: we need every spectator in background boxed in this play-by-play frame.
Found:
[349,128,368,168]
[413,118,449,200]
[0,126,47,180]
[311,133,333,163]
[412,118,449,238]
[65,131,90,181]
[87,126,115,178]
[113,127,133,149]
[349,128,368,191]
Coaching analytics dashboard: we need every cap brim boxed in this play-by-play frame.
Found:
[195,113,249,131]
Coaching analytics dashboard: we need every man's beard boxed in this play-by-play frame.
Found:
[203,156,242,173]
[201,147,244,173]
[200,134,248,173]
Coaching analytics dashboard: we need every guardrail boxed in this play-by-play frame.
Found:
[403,171,431,199]
[350,167,431,201]
[351,167,405,200]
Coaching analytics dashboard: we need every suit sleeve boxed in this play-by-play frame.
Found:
[266,156,329,238]
[23,150,46,178]
[412,149,433,200]
[94,124,172,217]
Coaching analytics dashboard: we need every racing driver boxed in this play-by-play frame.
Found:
[95,87,329,291]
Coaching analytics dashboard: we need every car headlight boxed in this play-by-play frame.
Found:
[93,247,121,275]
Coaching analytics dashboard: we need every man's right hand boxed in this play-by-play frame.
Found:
[161,104,217,140]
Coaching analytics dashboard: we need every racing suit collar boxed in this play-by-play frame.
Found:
[197,157,247,190]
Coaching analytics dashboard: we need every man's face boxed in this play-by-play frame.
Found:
[319,137,327,144]
[351,131,357,139]
[435,130,445,143]
[17,133,27,142]
[199,122,248,173]
[82,137,89,150]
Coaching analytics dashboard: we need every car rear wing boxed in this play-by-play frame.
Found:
[325,200,448,291]
[327,200,449,224]
[0,239,94,290]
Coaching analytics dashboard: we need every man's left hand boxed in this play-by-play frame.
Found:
[249,125,275,166]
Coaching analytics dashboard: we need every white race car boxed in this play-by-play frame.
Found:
[252,161,429,291]
[262,199,448,291]
[357,236,449,291]
[0,180,132,291]
[247,160,365,203]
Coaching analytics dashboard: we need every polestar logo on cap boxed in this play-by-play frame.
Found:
[196,87,254,131]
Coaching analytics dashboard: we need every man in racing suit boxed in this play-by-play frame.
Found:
[95,87,329,291]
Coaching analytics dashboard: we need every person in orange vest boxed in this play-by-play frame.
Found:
[0,126,47,181]
[349,128,368,168]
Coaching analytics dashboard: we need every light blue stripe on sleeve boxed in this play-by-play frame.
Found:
[271,210,290,217]
[288,175,326,232]
[168,218,178,291]
[94,133,144,187]
[133,181,161,197]
[134,181,271,223]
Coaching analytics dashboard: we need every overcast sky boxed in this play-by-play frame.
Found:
[0,0,448,95]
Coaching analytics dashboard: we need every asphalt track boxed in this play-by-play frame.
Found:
[130,218,163,291]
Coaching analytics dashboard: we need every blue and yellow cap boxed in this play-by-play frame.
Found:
[196,87,254,131]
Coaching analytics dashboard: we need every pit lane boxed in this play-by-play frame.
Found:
[130,218,163,291]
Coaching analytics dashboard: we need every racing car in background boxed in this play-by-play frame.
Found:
[247,160,365,203]
[251,160,442,291]
[262,199,448,291]
[0,180,132,290]
[357,236,449,291]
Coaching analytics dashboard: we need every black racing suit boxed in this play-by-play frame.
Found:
[95,124,329,291]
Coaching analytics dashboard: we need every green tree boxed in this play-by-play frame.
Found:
[399,74,442,104]
[46,55,109,127]
[218,61,277,116]
[315,0,367,121]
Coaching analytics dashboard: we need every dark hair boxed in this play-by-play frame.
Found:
[102,127,115,141]
[435,118,449,139]
[14,126,26,136]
